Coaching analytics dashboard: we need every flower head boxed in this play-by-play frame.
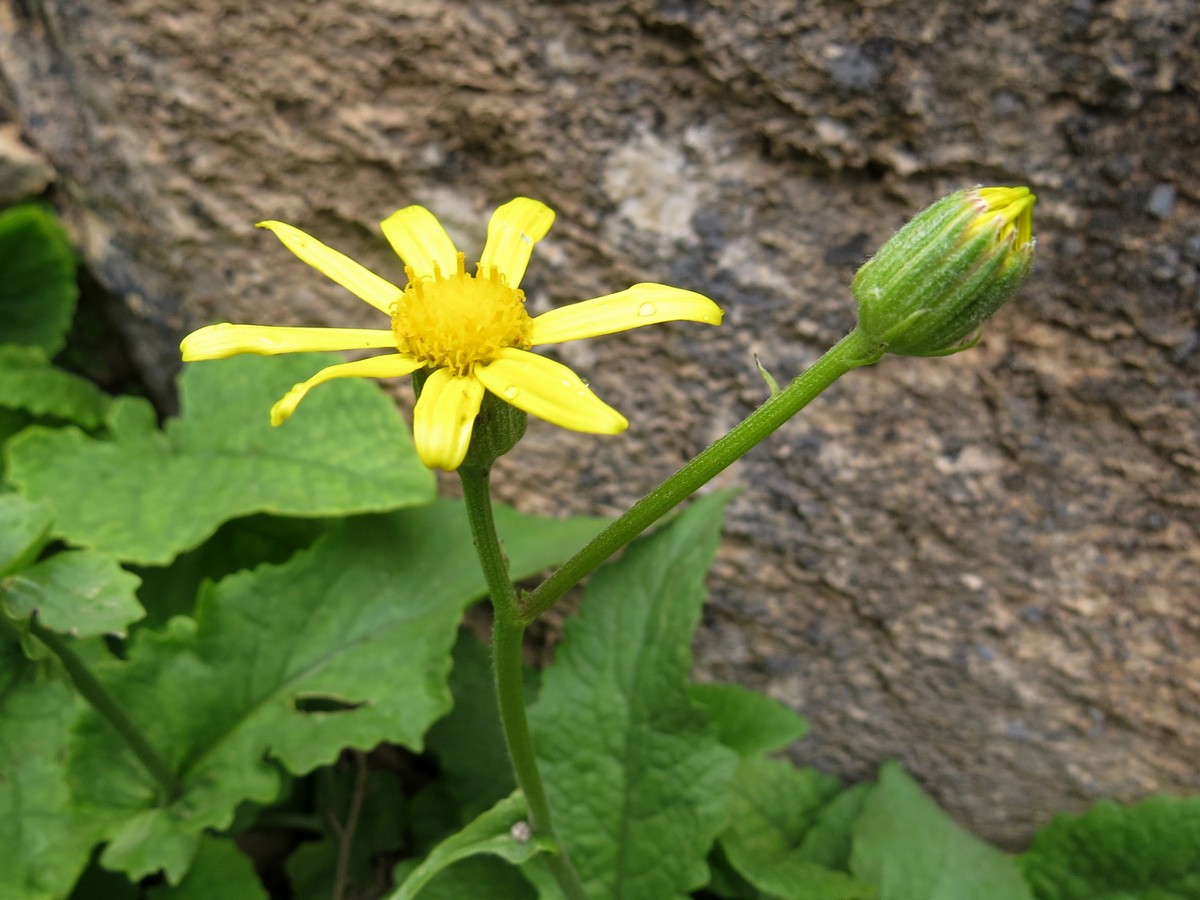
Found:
[852,186,1036,357]
[181,198,723,470]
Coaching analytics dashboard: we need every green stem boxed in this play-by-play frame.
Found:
[28,616,182,801]
[458,468,590,900]
[519,327,880,624]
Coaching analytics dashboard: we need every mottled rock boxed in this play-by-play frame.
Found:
[0,122,54,203]
[1,0,1197,847]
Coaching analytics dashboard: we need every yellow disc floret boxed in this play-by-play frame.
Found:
[391,253,533,375]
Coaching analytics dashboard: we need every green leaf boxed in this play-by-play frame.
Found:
[8,354,437,564]
[0,640,105,900]
[691,681,808,757]
[66,858,141,900]
[388,792,554,900]
[516,856,564,899]
[706,843,769,900]
[146,835,268,900]
[850,762,1033,900]
[67,500,605,884]
[0,345,111,428]
[1020,795,1200,900]
[797,782,872,874]
[407,781,469,857]
[0,204,77,355]
[0,406,33,460]
[2,549,143,638]
[395,856,537,900]
[133,514,333,629]
[527,492,741,900]
[719,757,874,899]
[0,492,54,576]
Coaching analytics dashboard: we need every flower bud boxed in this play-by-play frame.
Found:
[852,186,1036,357]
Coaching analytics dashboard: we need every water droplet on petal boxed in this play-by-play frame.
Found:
[519,231,533,245]
[503,386,519,400]
[637,302,656,317]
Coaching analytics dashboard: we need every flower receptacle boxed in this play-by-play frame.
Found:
[411,368,528,472]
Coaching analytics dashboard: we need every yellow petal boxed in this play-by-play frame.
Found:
[181,324,398,360]
[270,354,423,426]
[380,205,460,282]
[475,348,627,434]
[412,367,485,471]
[529,283,723,345]
[478,198,555,289]
[257,221,401,314]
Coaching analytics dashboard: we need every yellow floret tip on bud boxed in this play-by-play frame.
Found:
[852,186,1036,357]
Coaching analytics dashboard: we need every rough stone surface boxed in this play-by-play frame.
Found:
[0,121,54,203]
[2,0,1197,847]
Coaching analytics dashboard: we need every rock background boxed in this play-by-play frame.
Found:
[2,0,1197,847]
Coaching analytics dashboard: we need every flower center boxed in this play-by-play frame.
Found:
[391,253,533,374]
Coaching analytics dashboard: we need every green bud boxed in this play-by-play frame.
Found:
[852,186,1036,357]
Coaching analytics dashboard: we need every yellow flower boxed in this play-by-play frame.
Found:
[181,198,723,470]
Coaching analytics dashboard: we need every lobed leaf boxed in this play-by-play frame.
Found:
[691,681,808,758]
[2,548,144,638]
[65,500,605,884]
[850,761,1033,900]
[718,757,874,899]
[8,354,436,565]
[0,492,54,576]
[1019,794,1200,899]
[0,345,111,429]
[0,204,77,356]
[388,793,554,900]
[0,640,106,899]
[133,514,333,629]
[795,782,872,875]
[527,492,741,900]
[395,855,537,900]
[145,835,268,900]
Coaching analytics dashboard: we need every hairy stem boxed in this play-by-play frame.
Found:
[459,468,590,900]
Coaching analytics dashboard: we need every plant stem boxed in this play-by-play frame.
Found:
[330,750,368,900]
[28,616,182,801]
[519,327,880,624]
[459,468,590,900]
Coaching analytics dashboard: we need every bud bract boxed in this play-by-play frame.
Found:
[852,186,1036,357]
